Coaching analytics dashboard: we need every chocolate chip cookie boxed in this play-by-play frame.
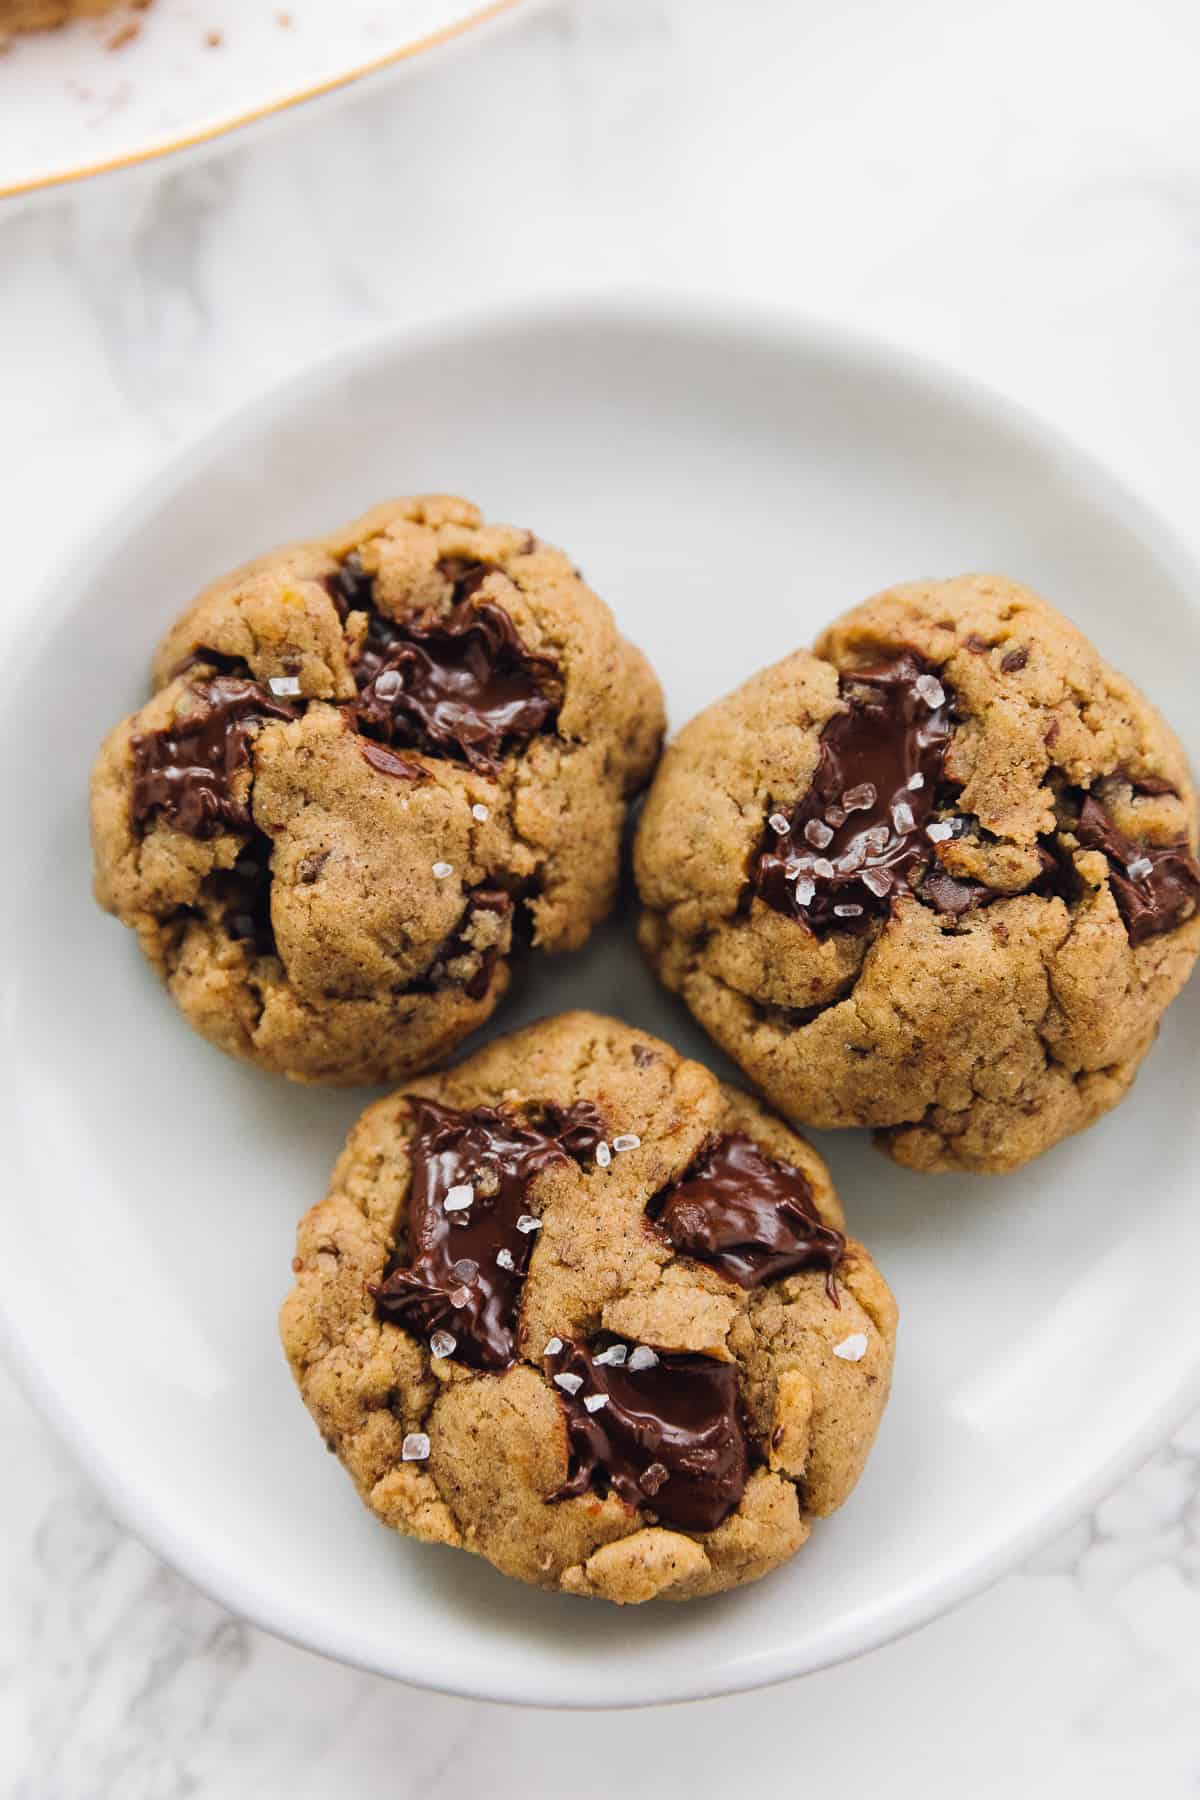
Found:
[636,576,1200,1174]
[90,496,664,1086]
[279,1012,896,1604]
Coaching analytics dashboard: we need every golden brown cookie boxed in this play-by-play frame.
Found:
[0,0,122,28]
[636,575,1200,1174]
[279,1013,897,1605]
[90,496,664,1085]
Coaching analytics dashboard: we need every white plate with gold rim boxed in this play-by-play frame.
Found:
[1,292,1198,1707]
[0,0,527,199]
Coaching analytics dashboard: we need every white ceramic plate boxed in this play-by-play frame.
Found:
[3,293,1199,1708]
[0,0,524,199]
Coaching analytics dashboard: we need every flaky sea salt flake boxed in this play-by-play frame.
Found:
[834,903,864,918]
[516,1214,542,1234]
[833,1333,869,1362]
[926,820,955,844]
[429,1330,457,1360]
[584,1393,609,1413]
[451,1258,478,1282]
[471,803,489,821]
[794,877,816,908]
[907,772,925,790]
[804,819,834,849]
[612,1134,641,1153]
[593,1344,628,1366]
[444,1184,474,1212]
[842,783,876,812]
[627,1346,659,1371]
[813,857,836,879]
[544,1336,563,1356]
[1126,856,1153,881]
[861,867,893,898]
[268,675,301,696]
[768,812,790,835]
[431,861,453,879]
[495,1248,516,1272]
[914,673,946,708]
[595,1142,613,1168]
[554,1372,584,1395]
[401,1432,430,1461]
[891,799,916,834]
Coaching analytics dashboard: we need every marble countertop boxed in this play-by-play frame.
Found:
[3,0,1200,1790]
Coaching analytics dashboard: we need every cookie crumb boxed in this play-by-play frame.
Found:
[205,27,221,46]
[107,21,139,48]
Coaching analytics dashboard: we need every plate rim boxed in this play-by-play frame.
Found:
[0,0,530,201]
[3,285,1200,1707]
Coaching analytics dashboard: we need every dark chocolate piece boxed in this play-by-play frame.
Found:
[354,599,558,773]
[1074,794,1200,945]
[1000,646,1029,673]
[546,1338,748,1533]
[752,654,960,930]
[218,830,277,956]
[332,550,559,773]
[357,739,426,782]
[649,1133,844,1293]
[130,677,298,839]
[373,1098,605,1370]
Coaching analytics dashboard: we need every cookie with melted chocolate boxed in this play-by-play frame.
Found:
[280,1013,897,1604]
[90,494,664,1085]
[636,574,1200,1174]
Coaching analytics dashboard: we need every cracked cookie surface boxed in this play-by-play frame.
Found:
[90,495,664,1085]
[635,576,1200,1173]
[279,1012,896,1604]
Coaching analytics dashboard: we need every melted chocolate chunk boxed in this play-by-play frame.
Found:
[649,1133,844,1294]
[354,601,558,773]
[1125,771,1179,799]
[546,1338,749,1533]
[752,654,958,930]
[130,677,298,839]
[373,1098,605,1370]
[331,550,559,773]
[1074,794,1200,945]
[326,551,375,620]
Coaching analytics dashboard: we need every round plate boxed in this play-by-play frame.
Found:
[2,293,1198,1707]
[0,0,525,199]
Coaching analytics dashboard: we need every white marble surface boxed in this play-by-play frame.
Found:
[3,0,1200,1789]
